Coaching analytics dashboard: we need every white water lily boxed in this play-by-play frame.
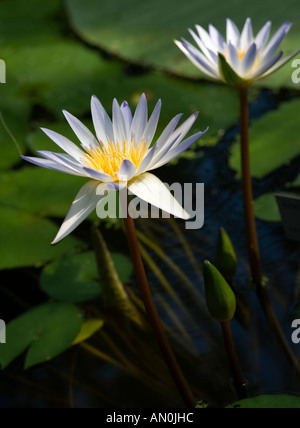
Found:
[175,18,300,86]
[22,94,208,244]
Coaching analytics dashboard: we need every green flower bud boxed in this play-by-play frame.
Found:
[216,228,238,280]
[203,261,237,322]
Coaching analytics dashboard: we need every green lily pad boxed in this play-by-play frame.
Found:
[229,99,300,178]
[0,206,81,270]
[72,319,104,345]
[65,0,300,88]
[0,167,86,218]
[254,193,282,222]
[227,394,300,409]
[40,251,133,302]
[0,302,83,369]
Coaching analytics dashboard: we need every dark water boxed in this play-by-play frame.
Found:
[1,88,300,408]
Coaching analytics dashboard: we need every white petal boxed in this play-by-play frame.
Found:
[63,110,99,151]
[226,19,240,47]
[251,50,283,78]
[120,101,133,140]
[52,181,106,245]
[261,22,292,62]
[21,156,85,177]
[152,128,209,170]
[258,48,300,78]
[41,128,84,162]
[119,159,136,182]
[112,98,127,149]
[37,151,87,175]
[130,93,148,147]
[241,43,257,76]
[154,113,183,149]
[228,42,241,72]
[136,143,159,174]
[255,21,271,50]
[128,173,190,220]
[209,24,226,52]
[175,40,219,78]
[91,95,114,146]
[240,18,253,52]
[142,99,162,146]
[188,29,218,65]
[195,25,217,52]
[82,167,114,182]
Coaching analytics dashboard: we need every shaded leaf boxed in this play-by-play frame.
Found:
[227,394,300,409]
[254,193,282,222]
[229,99,300,178]
[72,319,104,345]
[0,302,83,369]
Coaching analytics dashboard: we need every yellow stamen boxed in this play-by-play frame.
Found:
[82,139,148,179]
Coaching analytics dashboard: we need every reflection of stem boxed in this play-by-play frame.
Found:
[239,88,300,375]
[221,321,248,400]
[123,196,196,408]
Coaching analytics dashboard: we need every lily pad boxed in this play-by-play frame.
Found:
[227,394,300,409]
[0,206,81,270]
[40,251,133,302]
[254,193,282,222]
[229,99,300,178]
[65,0,300,88]
[72,319,104,345]
[0,302,83,369]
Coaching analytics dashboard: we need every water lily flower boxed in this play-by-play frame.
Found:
[22,94,208,244]
[175,18,300,87]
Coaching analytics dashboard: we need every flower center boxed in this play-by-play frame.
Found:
[82,140,148,179]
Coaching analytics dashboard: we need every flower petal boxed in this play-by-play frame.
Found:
[240,18,253,52]
[36,151,87,175]
[120,101,133,140]
[142,99,162,146]
[82,167,114,182]
[91,95,114,146]
[119,159,136,182]
[226,19,240,47]
[130,93,148,147]
[112,98,127,149]
[152,128,209,169]
[41,128,84,162]
[251,50,283,78]
[209,24,226,52]
[175,40,219,78]
[255,21,271,50]
[20,156,85,177]
[154,113,183,149]
[241,43,257,76]
[128,173,190,220]
[63,110,99,151]
[258,48,300,78]
[261,22,292,62]
[228,42,240,72]
[195,25,217,52]
[52,180,105,245]
[188,29,218,65]
[136,143,158,174]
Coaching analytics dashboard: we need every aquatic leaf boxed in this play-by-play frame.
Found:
[72,319,104,345]
[65,0,300,88]
[0,302,83,369]
[254,193,282,222]
[0,207,81,270]
[227,394,300,409]
[229,99,300,178]
[40,251,133,302]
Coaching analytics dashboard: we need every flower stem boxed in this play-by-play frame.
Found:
[123,196,196,408]
[239,87,263,285]
[239,88,300,375]
[221,321,248,400]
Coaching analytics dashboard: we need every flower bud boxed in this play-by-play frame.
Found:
[216,228,237,280]
[203,261,236,322]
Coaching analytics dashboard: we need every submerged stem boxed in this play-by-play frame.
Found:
[123,194,196,408]
[221,321,248,400]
